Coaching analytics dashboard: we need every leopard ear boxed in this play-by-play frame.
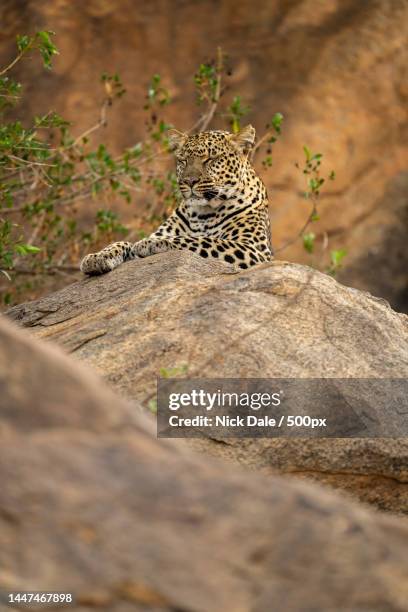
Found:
[232,124,256,152]
[168,128,188,152]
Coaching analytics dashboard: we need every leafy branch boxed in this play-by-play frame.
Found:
[191,47,225,132]
[274,147,342,273]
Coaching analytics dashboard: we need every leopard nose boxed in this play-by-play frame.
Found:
[183,177,199,187]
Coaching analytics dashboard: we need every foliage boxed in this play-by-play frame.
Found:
[328,249,347,276]
[0,34,342,307]
[226,96,251,134]
[159,365,189,378]
[276,144,343,273]
[303,232,316,254]
[0,33,173,305]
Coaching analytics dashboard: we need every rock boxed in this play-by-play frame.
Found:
[1,0,407,309]
[337,171,408,314]
[1,314,408,611]
[7,251,408,513]
[190,437,408,515]
[0,308,138,434]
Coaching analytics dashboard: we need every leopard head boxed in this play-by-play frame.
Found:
[168,126,256,206]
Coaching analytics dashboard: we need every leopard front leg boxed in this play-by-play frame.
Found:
[80,241,134,275]
[134,235,271,268]
[80,237,173,275]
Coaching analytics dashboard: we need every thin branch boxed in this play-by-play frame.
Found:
[274,200,317,254]
[27,210,46,245]
[69,98,109,149]
[251,128,275,159]
[10,263,79,276]
[8,154,57,168]
[0,50,26,77]
[196,47,223,133]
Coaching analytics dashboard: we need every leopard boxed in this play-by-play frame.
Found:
[80,124,273,275]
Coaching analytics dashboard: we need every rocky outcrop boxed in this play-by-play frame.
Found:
[1,0,407,309]
[1,314,408,612]
[8,251,408,513]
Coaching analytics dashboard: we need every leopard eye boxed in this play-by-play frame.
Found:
[177,158,187,167]
[204,156,219,165]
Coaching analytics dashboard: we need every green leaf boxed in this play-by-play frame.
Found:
[148,398,157,414]
[262,155,273,168]
[14,244,41,256]
[36,31,59,70]
[308,177,319,192]
[330,249,347,267]
[271,112,283,133]
[303,145,312,162]
[303,232,316,254]
[3,291,12,305]
[23,244,41,253]
[231,117,240,134]
[16,35,31,53]
[159,365,188,378]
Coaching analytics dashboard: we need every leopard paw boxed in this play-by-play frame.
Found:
[133,238,171,258]
[80,253,117,275]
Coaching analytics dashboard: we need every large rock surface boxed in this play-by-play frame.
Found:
[7,251,408,513]
[1,0,407,309]
[1,314,408,612]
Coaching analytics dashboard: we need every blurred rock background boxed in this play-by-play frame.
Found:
[0,0,407,310]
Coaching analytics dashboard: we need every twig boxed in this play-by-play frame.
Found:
[0,49,26,77]
[274,201,317,254]
[27,210,46,245]
[197,47,223,132]
[11,263,79,276]
[251,128,275,159]
[69,98,109,149]
[8,154,57,168]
